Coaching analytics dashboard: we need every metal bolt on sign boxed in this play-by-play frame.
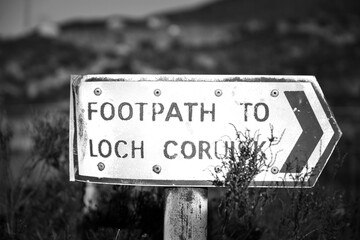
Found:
[271,166,279,174]
[271,89,279,97]
[154,89,161,96]
[215,89,222,97]
[214,165,222,173]
[97,162,105,171]
[94,88,102,96]
[153,165,162,174]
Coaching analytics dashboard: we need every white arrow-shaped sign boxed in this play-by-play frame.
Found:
[69,75,342,188]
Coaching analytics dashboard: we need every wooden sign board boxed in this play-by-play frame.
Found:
[69,75,341,187]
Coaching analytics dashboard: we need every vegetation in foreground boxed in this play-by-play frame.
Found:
[0,113,358,240]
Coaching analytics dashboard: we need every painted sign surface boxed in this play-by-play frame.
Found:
[69,75,341,187]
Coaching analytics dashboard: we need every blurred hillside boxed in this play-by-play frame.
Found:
[1,0,359,184]
[166,0,360,23]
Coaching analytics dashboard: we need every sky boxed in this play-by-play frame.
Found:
[0,0,213,37]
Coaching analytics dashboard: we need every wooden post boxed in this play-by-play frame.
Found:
[164,188,208,240]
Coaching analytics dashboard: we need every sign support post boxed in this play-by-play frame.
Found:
[164,188,208,240]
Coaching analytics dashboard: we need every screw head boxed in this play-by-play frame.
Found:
[153,165,161,174]
[154,89,161,97]
[271,89,279,97]
[97,162,105,171]
[215,89,222,97]
[214,165,222,173]
[271,166,279,174]
[94,88,102,96]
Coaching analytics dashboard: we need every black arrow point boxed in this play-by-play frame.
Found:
[280,91,323,173]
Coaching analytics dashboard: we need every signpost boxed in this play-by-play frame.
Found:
[69,74,341,239]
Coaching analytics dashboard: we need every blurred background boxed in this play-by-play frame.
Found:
[0,0,359,239]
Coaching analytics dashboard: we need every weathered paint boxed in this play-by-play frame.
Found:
[164,188,208,240]
[69,74,342,187]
